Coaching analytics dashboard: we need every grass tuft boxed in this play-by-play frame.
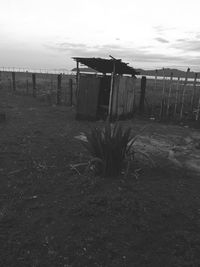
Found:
[77,120,138,177]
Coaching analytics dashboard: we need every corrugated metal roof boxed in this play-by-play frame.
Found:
[73,57,139,76]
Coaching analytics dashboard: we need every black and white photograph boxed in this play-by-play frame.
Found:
[0,0,200,266]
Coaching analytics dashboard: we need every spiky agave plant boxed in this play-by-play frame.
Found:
[78,120,137,177]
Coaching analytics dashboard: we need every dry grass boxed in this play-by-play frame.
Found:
[0,89,200,266]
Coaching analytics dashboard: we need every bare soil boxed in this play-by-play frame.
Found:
[1,89,200,267]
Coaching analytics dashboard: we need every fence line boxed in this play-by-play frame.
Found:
[141,68,200,123]
[0,67,74,75]
[0,70,77,106]
[0,67,200,123]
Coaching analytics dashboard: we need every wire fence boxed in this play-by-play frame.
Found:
[0,67,200,124]
[0,70,77,106]
[136,69,200,123]
[0,67,75,75]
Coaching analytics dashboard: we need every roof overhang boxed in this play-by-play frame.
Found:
[73,57,139,76]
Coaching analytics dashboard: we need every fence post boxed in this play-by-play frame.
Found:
[196,95,200,121]
[108,60,116,119]
[26,79,29,94]
[57,74,62,105]
[139,76,146,114]
[180,68,190,120]
[0,71,1,90]
[12,72,16,91]
[174,77,180,117]
[26,71,29,94]
[50,74,53,94]
[191,73,197,110]
[76,61,80,98]
[32,73,36,97]
[166,72,173,118]
[159,68,166,120]
[69,78,73,106]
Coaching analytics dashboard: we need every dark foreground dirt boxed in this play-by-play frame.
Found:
[1,89,200,267]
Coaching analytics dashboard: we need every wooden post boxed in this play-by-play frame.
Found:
[180,68,190,120]
[12,72,16,91]
[50,74,53,97]
[166,72,173,117]
[132,74,136,113]
[26,71,29,94]
[108,61,116,118]
[196,96,200,121]
[151,69,158,115]
[69,78,73,106]
[32,73,36,97]
[57,74,62,105]
[139,76,146,114]
[174,76,180,117]
[76,61,80,98]
[191,73,197,110]
[154,70,158,91]
[26,79,29,94]
[159,68,166,120]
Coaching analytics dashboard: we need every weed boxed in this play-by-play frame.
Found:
[77,120,138,177]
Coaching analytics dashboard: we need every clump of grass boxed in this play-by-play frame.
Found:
[77,120,138,177]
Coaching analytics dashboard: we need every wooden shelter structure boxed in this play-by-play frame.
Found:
[73,56,139,120]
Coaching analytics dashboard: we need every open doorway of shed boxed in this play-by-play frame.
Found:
[76,74,111,120]
[97,75,111,119]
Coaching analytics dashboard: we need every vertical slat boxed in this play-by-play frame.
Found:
[151,69,158,116]
[115,76,120,117]
[26,79,29,95]
[154,70,158,91]
[126,78,131,113]
[124,78,129,114]
[116,77,124,116]
[12,72,16,91]
[73,78,77,106]
[69,78,73,106]
[57,74,62,105]
[108,61,115,118]
[180,68,190,120]
[0,71,1,90]
[26,71,29,94]
[132,75,136,113]
[139,76,146,114]
[32,73,36,97]
[76,61,80,98]
[195,86,200,121]
[166,72,173,117]
[126,77,134,114]
[174,76,180,117]
[130,77,136,114]
[159,68,166,120]
[111,75,118,117]
[191,73,197,110]
[130,77,135,114]
[196,97,200,121]
[50,74,53,94]
[121,77,127,116]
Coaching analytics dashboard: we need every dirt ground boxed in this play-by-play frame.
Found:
[1,89,200,267]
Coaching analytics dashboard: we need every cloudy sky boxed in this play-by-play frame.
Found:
[1,0,200,71]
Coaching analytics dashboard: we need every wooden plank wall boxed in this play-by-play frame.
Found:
[111,76,136,117]
[76,76,100,119]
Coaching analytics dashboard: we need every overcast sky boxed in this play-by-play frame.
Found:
[1,0,200,71]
